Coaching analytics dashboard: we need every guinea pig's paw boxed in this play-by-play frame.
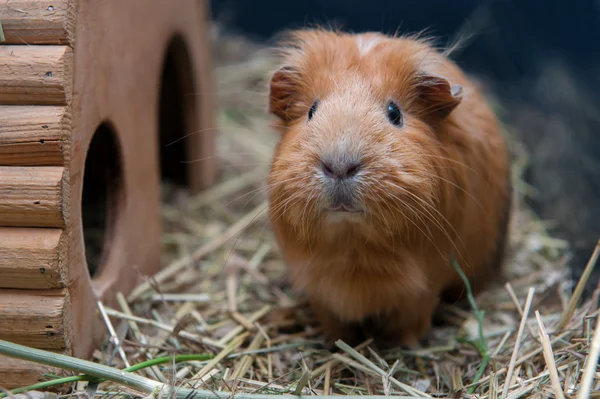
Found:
[310,304,365,348]
[321,327,365,350]
[373,326,423,350]
[380,301,437,348]
[317,334,355,352]
[396,334,423,350]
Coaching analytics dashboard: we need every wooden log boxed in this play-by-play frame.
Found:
[0,355,68,390]
[0,105,69,166]
[0,289,69,350]
[0,0,74,45]
[0,166,65,228]
[0,228,65,289]
[0,46,73,105]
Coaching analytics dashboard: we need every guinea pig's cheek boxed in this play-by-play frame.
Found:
[381,156,403,174]
[393,165,424,185]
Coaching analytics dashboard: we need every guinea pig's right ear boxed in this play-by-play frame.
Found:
[268,65,301,122]
[415,73,464,122]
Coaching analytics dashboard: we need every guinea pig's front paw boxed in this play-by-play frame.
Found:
[378,297,438,349]
[376,331,423,350]
[396,334,428,351]
[320,323,365,349]
[310,303,364,349]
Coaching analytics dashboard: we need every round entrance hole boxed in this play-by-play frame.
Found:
[81,121,125,278]
[158,34,196,188]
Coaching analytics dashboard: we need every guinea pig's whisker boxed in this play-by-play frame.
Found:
[410,199,471,270]
[173,152,283,166]
[163,120,281,148]
[268,190,309,222]
[416,171,488,216]
[395,185,449,232]
[184,174,297,214]
[223,175,304,209]
[373,191,399,228]
[290,190,318,225]
[397,206,447,262]
[223,187,268,210]
[385,181,462,256]
[163,124,274,148]
[163,127,223,147]
[385,191,444,256]
[377,188,423,231]
[372,192,402,242]
[266,189,304,217]
[412,199,462,255]
[395,194,436,240]
[388,182,465,255]
[300,186,320,238]
[184,87,269,96]
[403,153,483,179]
[162,153,243,164]
[357,192,379,244]
[198,163,272,170]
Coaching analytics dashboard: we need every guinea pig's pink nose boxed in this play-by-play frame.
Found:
[321,160,361,180]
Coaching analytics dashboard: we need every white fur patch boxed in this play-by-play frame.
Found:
[356,35,382,57]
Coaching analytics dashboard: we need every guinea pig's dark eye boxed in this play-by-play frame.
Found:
[308,100,318,121]
[386,101,403,127]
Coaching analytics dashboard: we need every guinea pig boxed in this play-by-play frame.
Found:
[266,28,512,347]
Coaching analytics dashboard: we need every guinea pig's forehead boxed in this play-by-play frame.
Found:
[292,35,422,96]
[361,45,420,74]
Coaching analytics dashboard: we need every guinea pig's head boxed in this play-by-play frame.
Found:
[267,29,464,241]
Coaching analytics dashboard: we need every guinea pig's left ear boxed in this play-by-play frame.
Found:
[268,65,300,122]
[415,73,463,121]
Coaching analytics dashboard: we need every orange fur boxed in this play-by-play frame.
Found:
[266,28,512,347]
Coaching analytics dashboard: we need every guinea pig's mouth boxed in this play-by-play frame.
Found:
[322,181,363,214]
[325,204,362,213]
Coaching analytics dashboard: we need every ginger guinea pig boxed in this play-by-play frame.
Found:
[266,29,512,347]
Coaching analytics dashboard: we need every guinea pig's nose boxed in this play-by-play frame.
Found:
[321,160,361,180]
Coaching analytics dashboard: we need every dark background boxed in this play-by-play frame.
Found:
[209,0,600,296]
[209,0,599,85]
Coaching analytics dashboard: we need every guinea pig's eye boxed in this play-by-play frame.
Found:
[386,101,403,127]
[308,100,319,121]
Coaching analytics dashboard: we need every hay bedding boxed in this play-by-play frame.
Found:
[7,29,599,399]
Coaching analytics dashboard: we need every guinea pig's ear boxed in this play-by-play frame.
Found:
[415,73,463,121]
[268,65,300,122]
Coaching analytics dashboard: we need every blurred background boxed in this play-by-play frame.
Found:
[208,0,600,295]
